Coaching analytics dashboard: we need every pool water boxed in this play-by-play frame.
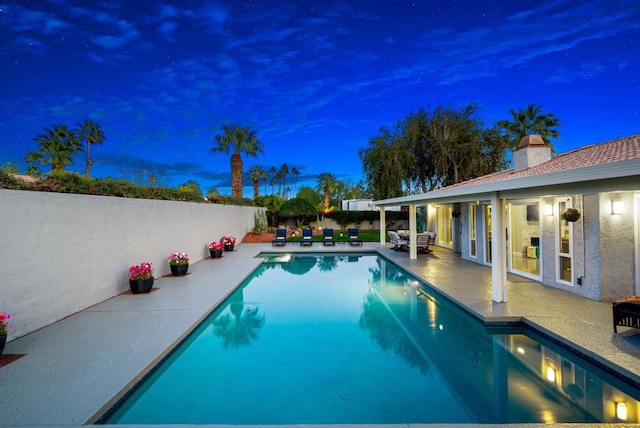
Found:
[103,254,640,424]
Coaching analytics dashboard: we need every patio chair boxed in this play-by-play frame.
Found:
[416,232,436,253]
[348,228,362,246]
[388,231,408,251]
[300,228,313,246]
[272,228,287,247]
[323,228,335,246]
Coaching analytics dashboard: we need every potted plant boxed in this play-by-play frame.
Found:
[221,236,237,251]
[0,311,12,355]
[168,252,190,276]
[208,241,224,258]
[561,208,581,222]
[129,262,154,294]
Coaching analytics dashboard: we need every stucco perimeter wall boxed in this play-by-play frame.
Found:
[0,189,263,340]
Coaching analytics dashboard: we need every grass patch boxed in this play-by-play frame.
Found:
[287,229,388,243]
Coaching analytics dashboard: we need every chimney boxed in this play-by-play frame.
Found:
[513,135,551,172]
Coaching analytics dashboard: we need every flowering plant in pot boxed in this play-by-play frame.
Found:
[1,311,13,355]
[208,241,224,258]
[129,262,154,293]
[221,235,237,251]
[168,252,190,276]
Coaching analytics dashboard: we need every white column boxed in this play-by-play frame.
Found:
[379,206,386,246]
[409,204,417,259]
[491,193,507,302]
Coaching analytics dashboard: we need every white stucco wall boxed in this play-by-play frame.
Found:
[0,189,263,340]
[599,192,637,300]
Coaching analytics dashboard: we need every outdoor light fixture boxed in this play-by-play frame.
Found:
[546,366,556,383]
[612,200,623,215]
[616,401,627,421]
[544,204,553,216]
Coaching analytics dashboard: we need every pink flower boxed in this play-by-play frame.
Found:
[129,262,154,280]
[208,241,223,250]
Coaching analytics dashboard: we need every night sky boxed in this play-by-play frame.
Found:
[1,1,638,196]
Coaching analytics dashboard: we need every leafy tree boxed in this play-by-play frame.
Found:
[497,104,561,152]
[177,179,203,197]
[359,126,411,200]
[316,172,338,211]
[296,186,322,208]
[78,119,106,176]
[0,162,19,174]
[246,165,268,199]
[212,123,263,197]
[279,197,317,226]
[26,124,83,173]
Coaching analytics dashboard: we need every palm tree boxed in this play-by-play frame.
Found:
[212,123,263,197]
[316,172,338,211]
[26,124,83,173]
[247,165,268,200]
[78,119,106,176]
[290,166,300,195]
[277,163,289,197]
[497,104,561,152]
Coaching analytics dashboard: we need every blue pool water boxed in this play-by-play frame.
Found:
[103,254,640,424]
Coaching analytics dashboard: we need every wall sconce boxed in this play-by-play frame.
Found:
[616,402,627,421]
[544,204,553,216]
[612,200,624,215]
[545,366,556,383]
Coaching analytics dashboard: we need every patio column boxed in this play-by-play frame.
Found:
[379,206,386,246]
[409,203,417,259]
[491,193,507,302]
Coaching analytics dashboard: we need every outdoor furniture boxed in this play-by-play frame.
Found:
[300,228,313,246]
[347,228,362,246]
[323,228,335,246]
[416,232,436,253]
[612,296,640,333]
[388,231,408,251]
[272,228,287,247]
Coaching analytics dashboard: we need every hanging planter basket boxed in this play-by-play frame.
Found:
[561,208,581,222]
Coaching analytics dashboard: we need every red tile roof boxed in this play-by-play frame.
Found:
[447,134,640,189]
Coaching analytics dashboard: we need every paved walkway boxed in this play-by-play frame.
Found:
[1,242,639,427]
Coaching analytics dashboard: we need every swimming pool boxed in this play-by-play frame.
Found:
[101,253,640,424]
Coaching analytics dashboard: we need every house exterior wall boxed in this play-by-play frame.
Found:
[0,189,263,340]
[599,192,637,300]
[455,193,637,302]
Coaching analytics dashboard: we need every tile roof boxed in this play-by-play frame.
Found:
[446,134,640,190]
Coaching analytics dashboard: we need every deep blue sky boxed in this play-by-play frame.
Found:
[1,0,638,196]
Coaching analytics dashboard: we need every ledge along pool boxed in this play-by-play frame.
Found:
[99,253,640,424]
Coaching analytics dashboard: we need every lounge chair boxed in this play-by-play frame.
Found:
[272,228,287,247]
[613,296,640,332]
[300,228,313,246]
[416,232,436,253]
[323,228,335,246]
[388,231,408,251]
[348,228,362,246]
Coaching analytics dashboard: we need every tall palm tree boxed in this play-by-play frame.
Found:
[247,165,268,200]
[212,123,263,197]
[26,124,83,173]
[316,172,338,211]
[290,166,300,195]
[497,104,561,152]
[268,166,277,194]
[278,163,289,197]
[78,119,106,176]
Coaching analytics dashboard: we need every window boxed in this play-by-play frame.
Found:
[556,198,573,285]
[469,203,477,258]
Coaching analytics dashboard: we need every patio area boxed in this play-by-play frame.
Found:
[1,242,640,427]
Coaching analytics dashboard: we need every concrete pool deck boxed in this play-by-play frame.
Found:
[1,242,640,427]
